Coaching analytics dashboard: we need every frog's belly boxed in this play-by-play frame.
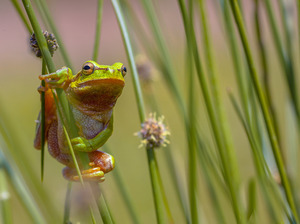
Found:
[72,107,109,139]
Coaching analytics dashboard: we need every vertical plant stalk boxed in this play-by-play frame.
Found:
[0,166,13,224]
[177,1,246,222]
[263,0,300,126]
[221,1,250,122]
[63,182,72,224]
[111,1,171,223]
[92,0,103,61]
[228,1,299,222]
[40,60,47,181]
[104,146,140,224]
[110,0,145,122]
[254,0,282,154]
[0,150,46,224]
[10,0,32,33]
[34,0,73,69]
[187,1,199,223]
[94,186,114,224]
[187,51,199,224]
[228,92,284,222]
[198,0,241,205]
[139,0,186,114]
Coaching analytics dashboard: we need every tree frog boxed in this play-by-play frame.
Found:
[34,61,126,182]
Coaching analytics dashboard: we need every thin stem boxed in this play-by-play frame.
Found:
[187,1,199,223]
[95,188,114,224]
[92,0,103,61]
[0,166,13,224]
[146,148,166,224]
[40,60,47,181]
[177,1,246,222]
[10,0,32,33]
[254,0,282,155]
[221,1,251,123]
[111,1,169,223]
[0,150,46,224]
[104,146,140,224]
[36,0,74,69]
[63,182,72,224]
[111,0,145,122]
[228,1,299,222]
[263,0,300,125]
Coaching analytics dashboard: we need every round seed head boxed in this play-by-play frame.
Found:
[30,31,59,58]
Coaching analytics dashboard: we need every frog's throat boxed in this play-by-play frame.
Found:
[66,79,124,116]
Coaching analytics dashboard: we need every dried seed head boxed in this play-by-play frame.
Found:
[30,31,59,58]
[135,54,156,85]
[135,113,170,148]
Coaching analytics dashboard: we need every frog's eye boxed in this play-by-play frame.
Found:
[121,66,127,77]
[82,62,95,75]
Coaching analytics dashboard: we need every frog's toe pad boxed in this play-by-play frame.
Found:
[62,167,105,182]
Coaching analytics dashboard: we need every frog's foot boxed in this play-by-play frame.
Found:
[39,67,72,89]
[62,166,105,182]
[37,85,48,93]
[88,150,115,174]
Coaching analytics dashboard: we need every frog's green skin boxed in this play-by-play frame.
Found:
[34,61,126,182]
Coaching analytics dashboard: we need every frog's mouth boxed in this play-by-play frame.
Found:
[67,78,125,113]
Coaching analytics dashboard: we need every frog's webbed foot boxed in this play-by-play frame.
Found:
[39,67,72,89]
[62,166,105,182]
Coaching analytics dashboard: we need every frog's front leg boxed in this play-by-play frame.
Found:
[71,114,114,152]
[39,67,73,89]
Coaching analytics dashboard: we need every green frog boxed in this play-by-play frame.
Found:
[34,61,126,182]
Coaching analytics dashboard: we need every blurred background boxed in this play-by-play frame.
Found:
[0,0,298,223]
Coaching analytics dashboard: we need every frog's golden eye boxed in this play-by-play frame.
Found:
[82,62,95,75]
[121,65,127,77]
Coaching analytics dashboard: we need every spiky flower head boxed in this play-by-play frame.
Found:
[30,31,59,58]
[136,113,170,148]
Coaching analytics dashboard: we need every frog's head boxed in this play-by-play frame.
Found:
[67,60,126,113]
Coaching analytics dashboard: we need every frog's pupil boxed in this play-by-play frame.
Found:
[123,67,127,72]
[83,65,90,70]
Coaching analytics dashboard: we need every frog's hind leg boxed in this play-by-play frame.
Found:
[47,120,73,167]
[34,88,57,149]
[88,150,115,174]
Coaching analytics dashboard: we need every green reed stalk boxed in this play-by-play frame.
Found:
[186,1,199,223]
[40,60,46,181]
[104,146,140,224]
[139,0,186,114]
[262,0,300,126]
[10,0,32,33]
[0,166,12,224]
[196,141,227,224]
[228,1,299,222]
[111,1,170,223]
[228,92,291,222]
[178,1,246,222]
[0,106,59,223]
[96,192,114,224]
[35,0,73,69]
[0,150,46,224]
[120,3,190,220]
[63,182,72,224]
[220,0,250,121]
[254,0,282,154]
[93,0,103,61]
